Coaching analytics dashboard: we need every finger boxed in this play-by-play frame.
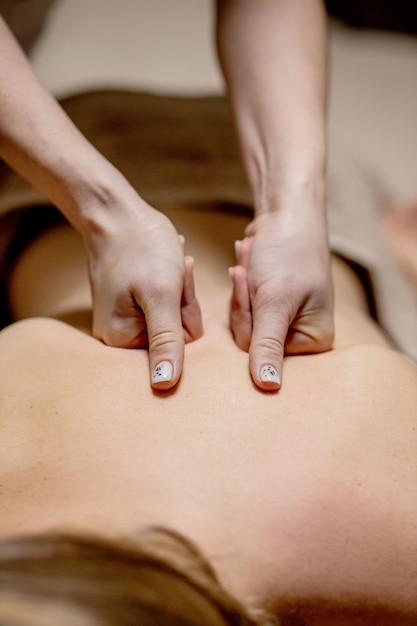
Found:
[285,315,334,355]
[234,240,242,263]
[249,298,289,392]
[141,289,185,391]
[229,265,252,351]
[181,256,203,343]
[92,301,148,349]
[244,221,255,237]
[234,237,253,269]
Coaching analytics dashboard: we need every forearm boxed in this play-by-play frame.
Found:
[0,16,133,235]
[215,0,328,216]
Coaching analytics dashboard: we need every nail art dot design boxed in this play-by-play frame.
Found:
[152,361,173,384]
[260,364,280,384]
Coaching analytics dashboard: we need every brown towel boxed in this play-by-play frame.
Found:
[0,90,251,211]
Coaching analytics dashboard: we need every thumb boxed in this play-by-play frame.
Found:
[249,303,289,392]
[143,298,185,391]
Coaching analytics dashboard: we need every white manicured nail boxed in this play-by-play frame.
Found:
[260,364,280,384]
[152,361,173,384]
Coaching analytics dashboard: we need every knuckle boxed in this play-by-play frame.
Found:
[253,278,292,308]
[317,317,335,350]
[148,329,182,354]
[230,321,251,352]
[147,278,181,305]
[98,313,146,348]
[253,334,285,358]
[101,326,131,348]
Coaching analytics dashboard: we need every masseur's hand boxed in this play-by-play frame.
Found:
[0,16,204,390]
[83,195,203,390]
[230,209,334,391]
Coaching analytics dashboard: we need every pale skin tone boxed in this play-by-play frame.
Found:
[1,203,416,625]
[216,0,333,384]
[0,0,332,391]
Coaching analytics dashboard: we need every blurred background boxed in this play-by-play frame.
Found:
[325,0,417,34]
[2,0,416,204]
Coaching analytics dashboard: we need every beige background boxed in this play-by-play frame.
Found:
[29,0,417,202]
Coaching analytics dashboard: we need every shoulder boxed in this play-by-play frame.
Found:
[266,344,417,618]
[0,317,78,348]
[337,342,417,408]
[315,342,417,401]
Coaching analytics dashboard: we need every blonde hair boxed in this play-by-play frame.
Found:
[0,528,277,626]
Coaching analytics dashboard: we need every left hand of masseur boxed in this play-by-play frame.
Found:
[229,208,334,391]
[82,193,203,390]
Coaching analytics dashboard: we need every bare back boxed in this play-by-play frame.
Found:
[1,205,416,622]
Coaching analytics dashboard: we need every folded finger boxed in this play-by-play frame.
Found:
[92,302,148,349]
[229,265,252,352]
[181,256,203,343]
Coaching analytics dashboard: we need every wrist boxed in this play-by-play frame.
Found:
[253,172,326,219]
[244,130,327,218]
[62,165,147,240]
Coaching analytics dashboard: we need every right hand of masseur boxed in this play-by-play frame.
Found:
[229,208,334,391]
[81,189,203,390]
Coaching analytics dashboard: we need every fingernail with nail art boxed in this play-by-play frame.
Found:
[152,361,173,384]
[260,364,280,384]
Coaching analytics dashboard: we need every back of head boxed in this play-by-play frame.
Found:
[0,528,276,626]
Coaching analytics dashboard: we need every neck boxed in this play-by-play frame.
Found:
[162,203,248,328]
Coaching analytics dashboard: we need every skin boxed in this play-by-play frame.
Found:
[1,203,416,625]
[0,0,332,391]
[216,0,333,387]
[0,15,203,390]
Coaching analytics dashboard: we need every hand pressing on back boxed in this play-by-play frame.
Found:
[84,195,203,390]
[230,208,334,391]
